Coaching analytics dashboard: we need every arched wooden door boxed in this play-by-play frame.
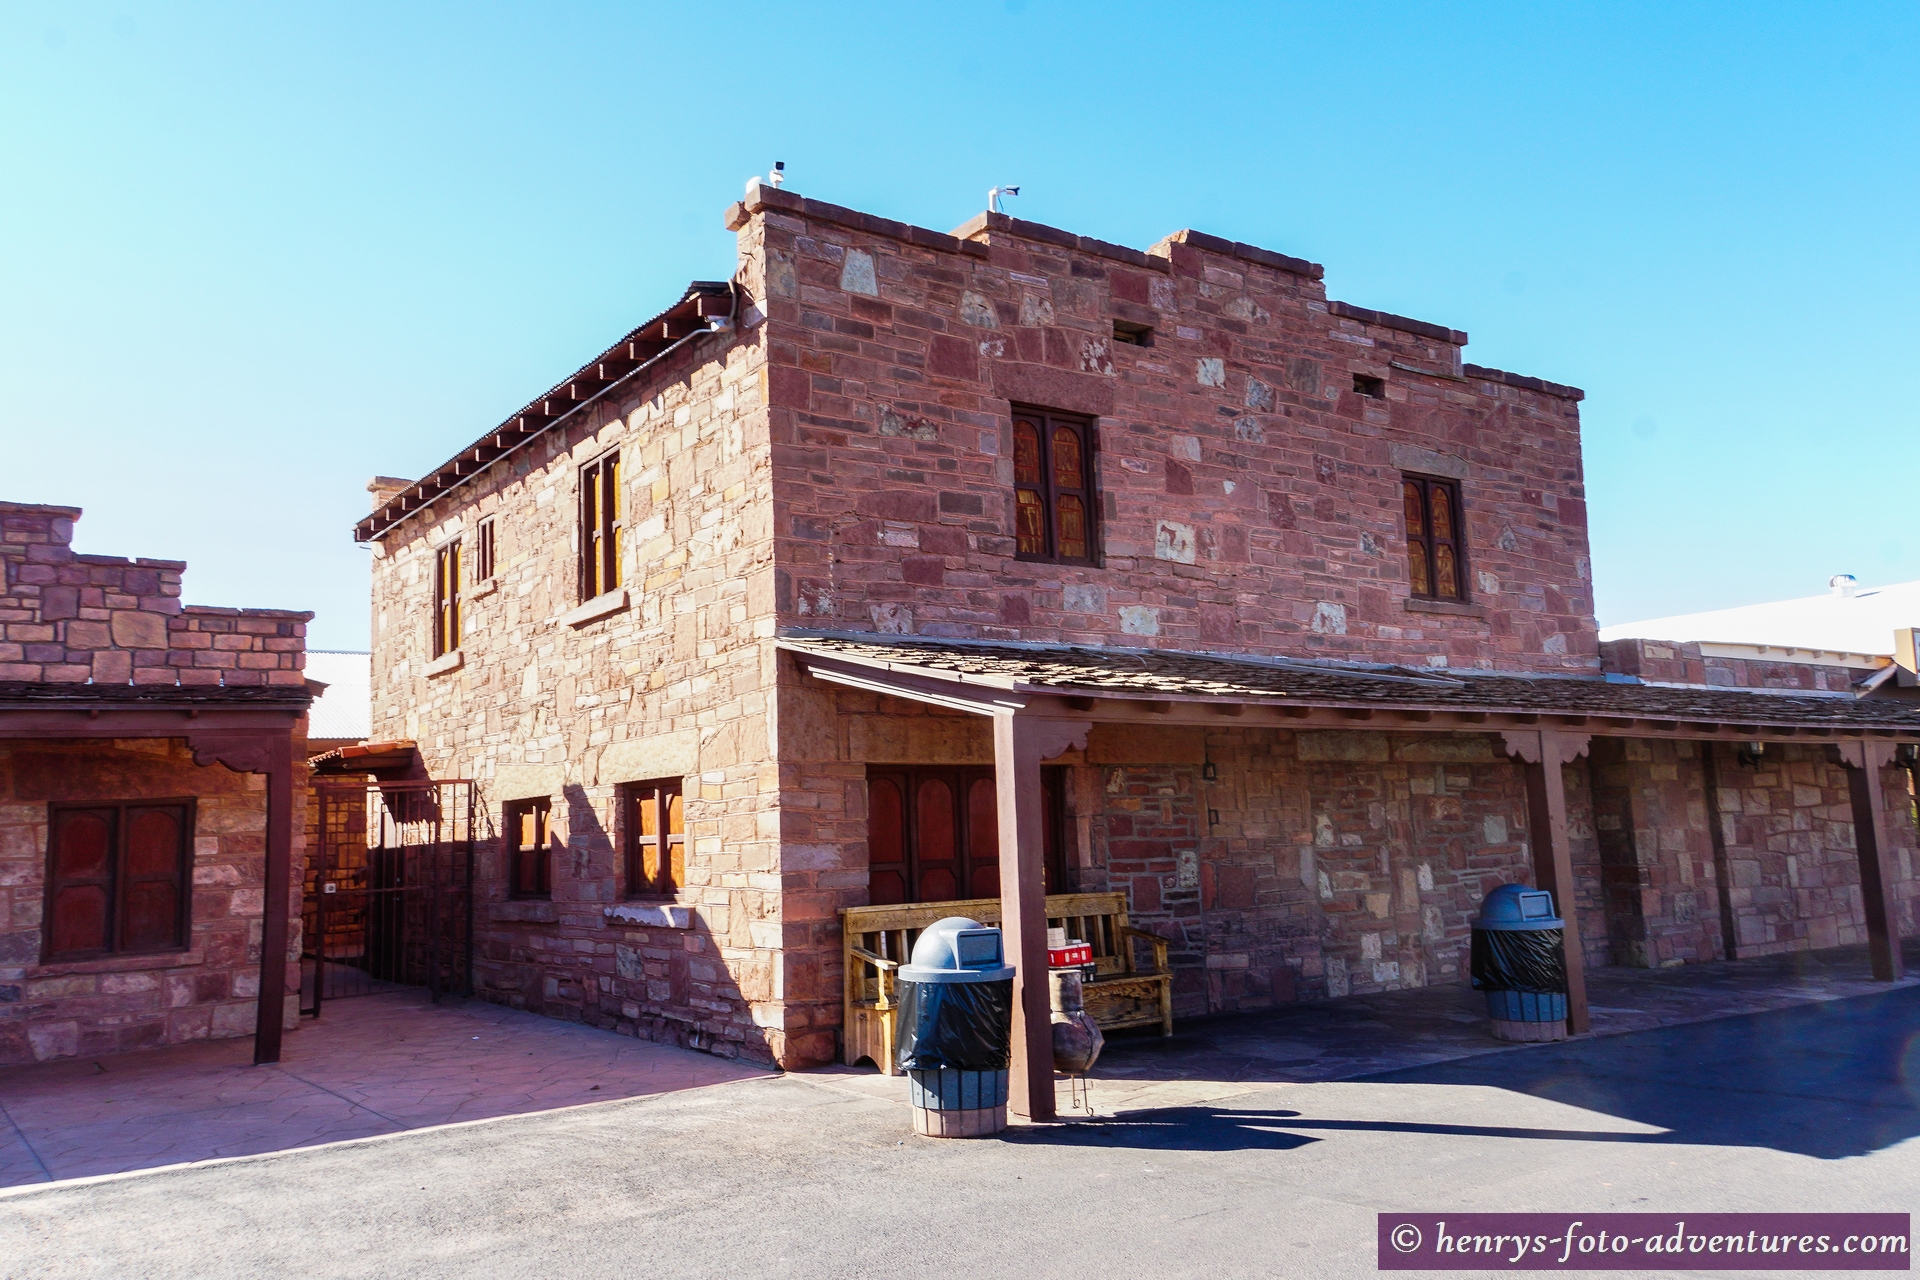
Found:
[865,766,1066,905]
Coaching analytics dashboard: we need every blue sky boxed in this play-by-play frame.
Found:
[5,3,1915,651]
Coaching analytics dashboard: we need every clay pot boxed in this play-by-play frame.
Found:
[1049,968,1104,1074]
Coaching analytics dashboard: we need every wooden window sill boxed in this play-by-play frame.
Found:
[1404,598,1486,619]
[562,587,629,628]
[424,649,464,678]
[604,900,694,930]
[34,949,204,977]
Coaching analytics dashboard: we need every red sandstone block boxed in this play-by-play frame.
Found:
[131,666,178,685]
[222,669,265,685]
[0,663,41,680]
[176,668,224,686]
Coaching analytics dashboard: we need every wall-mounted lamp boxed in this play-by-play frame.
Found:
[1208,808,1221,827]
[1202,761,1219,782]
[1737,740,1767,769]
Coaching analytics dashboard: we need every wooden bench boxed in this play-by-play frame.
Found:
[841,891,1174,1074]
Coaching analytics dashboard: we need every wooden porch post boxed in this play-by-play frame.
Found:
[1837,742,1904,982]
[253,730,297,1064]
[993,711,1055,1122]
[1505,730,1592,1035]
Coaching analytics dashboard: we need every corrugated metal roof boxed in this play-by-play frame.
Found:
[305,651,370,741]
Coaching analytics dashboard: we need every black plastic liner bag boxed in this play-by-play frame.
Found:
[1470,928,1568,994]
[894,979,1013,1072]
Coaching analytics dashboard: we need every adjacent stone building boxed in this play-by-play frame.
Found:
[354,182,1920,1104]
[0,501,310,1066]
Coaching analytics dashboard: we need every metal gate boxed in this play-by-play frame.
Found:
[301,779,475,1016]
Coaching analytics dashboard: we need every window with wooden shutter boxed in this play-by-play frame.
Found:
[580,451,622,601]
[622,779,685,898]
[475,516,496,583]
[505,798,552,900]
[45,800,193,960]
[863,767,1068,905]
[1011,406,1096,565]
[1402,475,1467,601]
[433,539,462,657]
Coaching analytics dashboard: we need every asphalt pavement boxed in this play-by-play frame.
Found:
[2,987,1916,1279]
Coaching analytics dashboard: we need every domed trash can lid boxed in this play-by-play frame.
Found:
[1474,884,1563,931]
[899,917,1016,983]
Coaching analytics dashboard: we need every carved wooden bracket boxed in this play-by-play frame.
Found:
[187,729,279,775]
[1501,729,1592,767]
[1031,719,1093,761]
[1831,741,1896,771]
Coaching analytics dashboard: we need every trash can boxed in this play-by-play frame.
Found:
[895,917,1016,1138]
[1470,885,1569,1043]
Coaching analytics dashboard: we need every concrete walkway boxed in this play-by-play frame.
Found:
[0,990,768,1188]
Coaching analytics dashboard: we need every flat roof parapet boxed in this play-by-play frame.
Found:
[1151,228,1324,282]
[1328,300,1467,347]
[1462,363,1586,402]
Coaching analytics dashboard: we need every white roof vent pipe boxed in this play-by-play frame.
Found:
[1830,574,1859,598]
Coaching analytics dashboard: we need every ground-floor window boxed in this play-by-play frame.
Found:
[622,779,685,897]
[504,797,552,899]
[45,800,194,960]
[864,766,1066,906]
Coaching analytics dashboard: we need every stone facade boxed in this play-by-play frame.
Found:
[363,185,1915,1069]
[0,501,310,1066]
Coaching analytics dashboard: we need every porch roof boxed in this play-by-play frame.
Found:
[0,681,312,710]
[779,634,1920,740]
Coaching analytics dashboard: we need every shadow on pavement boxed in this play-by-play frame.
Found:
[1362,985,1920,1161]
[1021,987,1920,1160]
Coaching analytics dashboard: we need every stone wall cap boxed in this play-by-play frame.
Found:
[742,181,990,259]
[180,605,317,621]
[953,211,1169,273]
[1156,228,1325,281]
[1328,299,1467,347]
[0,501,84,518]
[1463,363,1586,402]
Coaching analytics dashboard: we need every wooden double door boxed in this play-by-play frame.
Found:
[866,766,1067,906]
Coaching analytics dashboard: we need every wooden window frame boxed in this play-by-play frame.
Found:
[579,450,623,602]
[432,538,462,657]
[1010,406,1098,566]
[504,797,552,900]
[621,779,686,899]
[863,766,1068,906]
[1402,473,1468,602]
[43,799,195,961]
[475,515,496,583]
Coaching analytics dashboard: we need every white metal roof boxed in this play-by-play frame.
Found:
[305,651,370,742]
[1600,580,1920,660]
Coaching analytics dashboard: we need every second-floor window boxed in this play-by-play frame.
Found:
[433,539,462,656]
[1012,407,1095,564]
[505,797,552,899]
[580,451,622,601]
[1402,475,1466,601]
[475,515,496,582]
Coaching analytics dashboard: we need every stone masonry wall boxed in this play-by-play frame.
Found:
[741,186,1597,672]
[364,319,795,1063]
[0,739,285,1065]
[1,501,309,688]
[1601,638,1866,694]
[778,678,1577,1038]
[1587,738,1916,966]
[1710,743,1918,956]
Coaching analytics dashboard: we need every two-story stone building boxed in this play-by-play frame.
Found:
[356,182,1920,1120]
